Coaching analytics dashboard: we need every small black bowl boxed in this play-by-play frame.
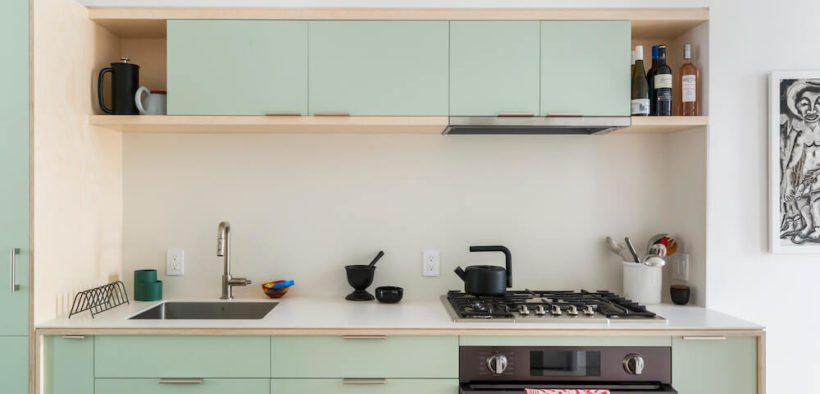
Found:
[375,286,403,303]
[670,284,691,305]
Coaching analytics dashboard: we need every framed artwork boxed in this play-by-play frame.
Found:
[770,71,820,253]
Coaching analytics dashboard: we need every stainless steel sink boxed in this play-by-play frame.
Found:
[129,302,278,320]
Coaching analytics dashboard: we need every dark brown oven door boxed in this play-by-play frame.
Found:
[459,382,677,394]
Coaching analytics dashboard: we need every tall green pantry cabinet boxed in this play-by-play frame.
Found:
[0,0,31,393]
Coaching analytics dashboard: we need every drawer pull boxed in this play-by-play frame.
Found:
[342,335,386,340]
[159,378,204,384]
[61,335,85,340]
[497,112,535,117]
[343,378,386,385]
[682,336,727,341]
[546,112,583,117]
[314,112,351,117]
[265,112,302,116]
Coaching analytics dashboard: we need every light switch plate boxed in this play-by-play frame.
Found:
[167,248,184,276]
[423,250,440,277]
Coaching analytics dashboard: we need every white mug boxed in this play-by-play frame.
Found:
[134,86,167,115]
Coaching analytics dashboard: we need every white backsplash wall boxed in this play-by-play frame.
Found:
[123,132,701,301]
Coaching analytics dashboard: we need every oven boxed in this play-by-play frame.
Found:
[459,346,677,393]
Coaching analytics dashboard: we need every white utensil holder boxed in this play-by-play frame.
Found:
[622,261,662,304]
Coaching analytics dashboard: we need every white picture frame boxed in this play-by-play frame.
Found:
[770,71,820,253]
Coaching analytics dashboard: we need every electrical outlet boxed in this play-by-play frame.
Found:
[423,250,440,277]
[673,253,689,282]
[166,248,184,276]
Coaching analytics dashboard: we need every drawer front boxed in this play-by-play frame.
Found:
[459,336,672,347]
[0,336,28,394]
[540,21,631,116]
[45,336,93,394]
[167,20,308,115]
[271,378,458,394]
[672,336,757,394]
[449,21,540,116]
[270,336,458,378]
[308,21,449,116]
[96,378,269,394]
[95,336,270,378]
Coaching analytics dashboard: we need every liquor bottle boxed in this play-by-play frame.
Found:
[647,45,659,115]
[630,46,650,116]
[653,44,673,116]
[677,44,699,116]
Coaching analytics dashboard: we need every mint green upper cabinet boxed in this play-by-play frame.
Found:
[672,336,757,394]
[0,0,29,337]
[540,21,630,116]
[450,21,540,116]
[167,20,308,115]
[308,21,449,116]
[45,336,94,394]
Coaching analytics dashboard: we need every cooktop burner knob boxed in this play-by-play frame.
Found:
[623,353,645,375]
[583,305,595,316]
[486,354,509,375]
[519,305,530,315]
[535,305,546,315]
[551,305,562,315]
[567,305,579,316]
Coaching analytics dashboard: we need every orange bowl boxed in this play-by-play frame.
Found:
[262,280,294,299]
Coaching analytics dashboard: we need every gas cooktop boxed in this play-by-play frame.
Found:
[443,290,666,324]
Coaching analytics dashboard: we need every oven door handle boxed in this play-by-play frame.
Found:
[459,383,678,394]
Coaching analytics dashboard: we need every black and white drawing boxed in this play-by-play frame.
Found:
[770,72,820,252]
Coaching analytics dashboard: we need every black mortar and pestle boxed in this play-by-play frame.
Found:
[344,251,384,301]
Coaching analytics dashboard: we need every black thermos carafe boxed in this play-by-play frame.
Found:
[98,57,140,115]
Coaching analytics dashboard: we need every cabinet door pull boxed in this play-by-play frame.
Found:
[342,335,386,340]
[9,248,20,293]
[343,378,386,385]
[61,335,85,340]
[682,336,727,341]
[314,112,351,117]
[497,112,535,117]
[159,378,204,384]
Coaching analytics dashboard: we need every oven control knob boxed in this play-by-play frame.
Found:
[486,354,509,375]
[622,353,645,375]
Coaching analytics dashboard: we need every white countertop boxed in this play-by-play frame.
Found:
[36,296,763,332]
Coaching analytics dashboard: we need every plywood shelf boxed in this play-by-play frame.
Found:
[89,115,449,134]
[616,116,708,134]
[91,115,707,135]
[88,7,708,40]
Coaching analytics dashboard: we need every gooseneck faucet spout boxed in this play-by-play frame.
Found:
[217,221,251,299]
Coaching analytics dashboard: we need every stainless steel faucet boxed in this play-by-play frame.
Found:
[216,221,251,299]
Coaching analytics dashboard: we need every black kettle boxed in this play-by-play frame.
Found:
[98,57,140,115]
[454,245,512,297]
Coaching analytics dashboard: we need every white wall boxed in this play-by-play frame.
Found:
[123,133,701,302]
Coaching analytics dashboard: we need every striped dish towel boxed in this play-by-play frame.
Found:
[525,390,610,394]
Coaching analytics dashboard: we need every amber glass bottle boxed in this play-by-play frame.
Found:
[677,44,699,116]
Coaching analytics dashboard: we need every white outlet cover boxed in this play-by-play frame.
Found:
[167,248,184,276]
[423,250,440,277]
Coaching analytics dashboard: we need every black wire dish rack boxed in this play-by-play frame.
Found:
[68,281,130,319]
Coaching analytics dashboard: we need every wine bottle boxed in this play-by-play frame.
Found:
[677,44,699,116]
[631,46,650,116]
[653,44,673,116]
[647,45,659,116]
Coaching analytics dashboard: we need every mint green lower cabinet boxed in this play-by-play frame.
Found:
[308,21,449,116]
[44,336,93,394]
[449,21,540,116]
[270,336,458,378]
[95,336,270,378]
[672,336,757,394]
[460,336,671,347]
[0,337,28,394]
[271,379,458,394]
[96,378,269,394]
[167,20,308,115]
[540,21,631,116]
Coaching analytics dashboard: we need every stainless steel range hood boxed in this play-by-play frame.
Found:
[443,115,631,135]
